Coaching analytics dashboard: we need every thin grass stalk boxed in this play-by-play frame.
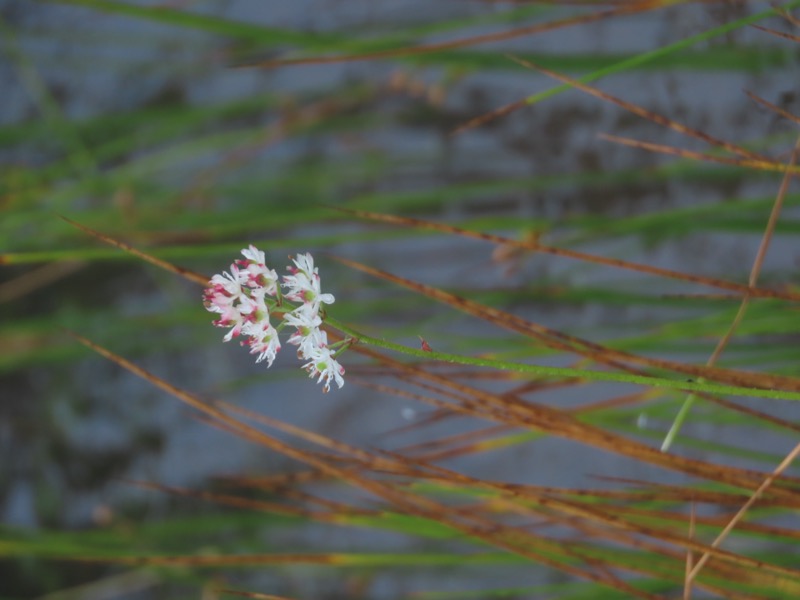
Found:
[662,135,800,451]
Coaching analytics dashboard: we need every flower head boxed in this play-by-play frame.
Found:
[205,246,345,391]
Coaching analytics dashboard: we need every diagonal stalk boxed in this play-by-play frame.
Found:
[661,136,800,452]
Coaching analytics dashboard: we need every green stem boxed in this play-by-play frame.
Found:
[659,392,697,453]
[324,317,800,402]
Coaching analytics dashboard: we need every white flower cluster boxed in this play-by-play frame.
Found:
[203,246,345,392]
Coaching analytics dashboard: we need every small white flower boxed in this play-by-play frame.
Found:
[290,325,329,361]
[237,245,278,295]
[302,344,345,392]
[238,294,270,330]
[283,303,323,331]
[247,321,281,367]
[283,304,324,357]
[281,265,312,300]
[282,253,335,311]
[208,267,245,298]
[240,244,265,265]
[219,310,246,342]
[204,266,250,341]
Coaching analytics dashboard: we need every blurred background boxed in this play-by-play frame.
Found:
[2,1,800,598]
